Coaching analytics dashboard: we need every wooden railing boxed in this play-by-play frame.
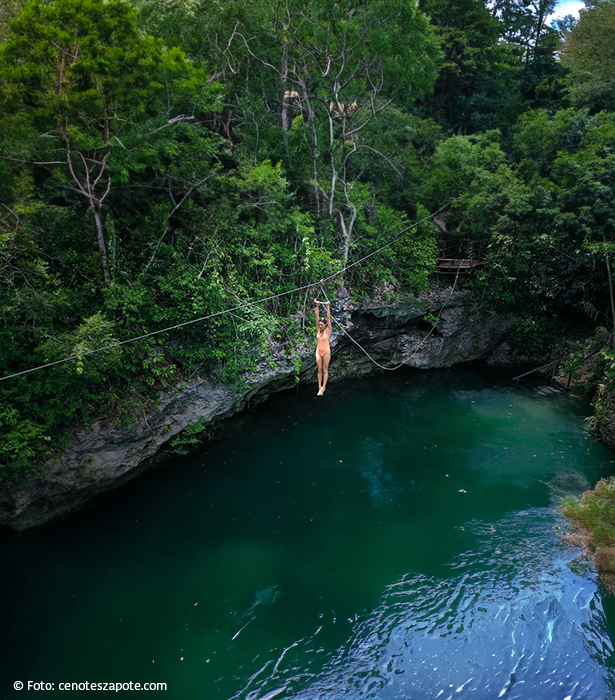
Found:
[436,241,483,275]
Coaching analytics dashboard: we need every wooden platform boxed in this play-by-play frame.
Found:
[436,258,482,274]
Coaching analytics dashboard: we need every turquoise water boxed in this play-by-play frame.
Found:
[2,368,615,699]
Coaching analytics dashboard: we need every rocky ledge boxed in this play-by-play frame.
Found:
[1,289,519,532]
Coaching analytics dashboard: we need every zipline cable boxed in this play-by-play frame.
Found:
[318,259,463,372]
[319,286,406,371]
[1,204,449,382]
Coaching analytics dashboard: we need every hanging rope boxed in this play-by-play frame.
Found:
[404,264,462,361]
[319,286,406,371]
[0,204,450,382]
[318,262,463,372]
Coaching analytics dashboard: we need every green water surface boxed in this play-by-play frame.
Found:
[1,368,615,699]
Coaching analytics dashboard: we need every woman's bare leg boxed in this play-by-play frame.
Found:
[315,351,323,395]
[320,351,331,395]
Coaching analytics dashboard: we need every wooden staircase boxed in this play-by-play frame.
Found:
[437,241,483,275]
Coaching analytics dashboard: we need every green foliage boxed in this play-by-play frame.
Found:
[560,2,615,112]
[590,347,615,433]
[418,0,568,132]
[0,407,50,479]
[294,356,302,384]
[509,316,556,356]
[0,0,222,284]
[422,131,515,238]
[562,477,615,548]
[169,417,209,455]
[2,0,615,479]
[418,0,521,132]
[423,312,440,329]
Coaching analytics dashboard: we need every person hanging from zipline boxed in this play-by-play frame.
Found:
[315,299,332,396]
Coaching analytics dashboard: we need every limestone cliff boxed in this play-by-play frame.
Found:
[0,290,518,531]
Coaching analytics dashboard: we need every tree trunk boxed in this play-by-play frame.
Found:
[281,44,291,132]
[339,205,357,271]
[92,202,111,284]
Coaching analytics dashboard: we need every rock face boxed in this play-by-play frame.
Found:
[333,289,516,376]
[594,385,615,451]
[1,290,518,531]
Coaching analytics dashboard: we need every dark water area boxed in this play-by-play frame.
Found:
[2,368,615,699]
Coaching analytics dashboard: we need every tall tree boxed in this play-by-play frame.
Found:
[560,1,615,112]
[133,0,442,271]
[490,0,557,61]
[0,0,206,283]
[418,0,514,132]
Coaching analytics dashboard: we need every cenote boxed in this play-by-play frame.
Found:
[3,368,615,699]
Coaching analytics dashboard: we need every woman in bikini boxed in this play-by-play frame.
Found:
[315,300,332,396]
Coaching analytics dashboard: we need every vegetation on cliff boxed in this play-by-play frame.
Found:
[563,476,615,593]
[1,0,615,479]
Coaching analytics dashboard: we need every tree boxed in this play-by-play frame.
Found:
[551,111,615,334]
[133,0,442,274]
[0,0,209,283]
[0,0,25,42]
[490,0,558,62]
[249,0,440,269]
[418,0,516,132]
[560,1,615,112]
[420,116,615,344]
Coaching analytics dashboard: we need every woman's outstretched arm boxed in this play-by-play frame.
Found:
[315,300,320,329]
[326,302,332,333]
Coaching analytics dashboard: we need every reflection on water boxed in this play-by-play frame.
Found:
[1,369,615,699]
[240,510,614,700]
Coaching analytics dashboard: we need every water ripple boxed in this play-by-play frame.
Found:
[241,508,615,700]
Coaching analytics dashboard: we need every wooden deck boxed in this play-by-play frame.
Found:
[436,241,483,275]
[436,258,482,274]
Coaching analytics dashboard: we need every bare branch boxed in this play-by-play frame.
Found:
[79,152,93,197]
[92,151,111,191]
[65,149,88,196]
[1,204,21,230]
[345,98,391,138]
[98,176,112,206]
[2,157,67,165]
[342,144,402,177]
[236,31,303,86]
[144,176,213,272]
[167,115,196,125]
[49,39,79,61]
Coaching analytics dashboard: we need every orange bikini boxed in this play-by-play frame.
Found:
[316,330,330,358]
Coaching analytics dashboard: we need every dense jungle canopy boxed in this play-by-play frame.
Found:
[1,0,615,479]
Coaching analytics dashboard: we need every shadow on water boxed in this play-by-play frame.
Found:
[1,368,615,699]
